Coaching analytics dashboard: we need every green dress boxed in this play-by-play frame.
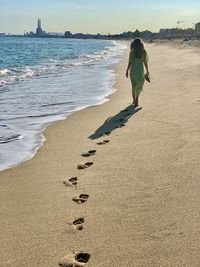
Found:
[129,50,149,97]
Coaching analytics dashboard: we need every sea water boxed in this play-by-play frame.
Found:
[0,37,127,171]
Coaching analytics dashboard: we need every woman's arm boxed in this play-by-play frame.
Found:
[144,62,149,74]
[144,50,149,74]
[126,62,132,78]
[126,52,132,78]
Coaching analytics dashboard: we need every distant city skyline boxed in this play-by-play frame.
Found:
[0,0,200,34]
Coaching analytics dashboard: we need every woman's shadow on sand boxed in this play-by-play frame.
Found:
[89,105,142,140]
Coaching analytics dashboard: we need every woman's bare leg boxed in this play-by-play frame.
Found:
[132,91,135,105]
[134,96,139,107]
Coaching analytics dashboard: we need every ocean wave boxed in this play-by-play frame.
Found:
[0,68,11,75]
[41,101,74,107]
[0,39,127,171]
[1,111,65,122]
[0,134,22,144]
[0,41,127,89]
[0,125,22,144]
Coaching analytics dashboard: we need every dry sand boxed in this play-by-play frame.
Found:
[0,42,200,267]
[152,39,200,52]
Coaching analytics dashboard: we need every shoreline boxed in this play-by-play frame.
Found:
[1,41,200,266]
[0,48,131,267]
[0,85,117,172]
[0,40,127,172]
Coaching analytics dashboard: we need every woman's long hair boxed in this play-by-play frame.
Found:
[130,39,144,58]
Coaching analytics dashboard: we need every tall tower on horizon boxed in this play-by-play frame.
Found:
[37,18,42,30]
[35,18,43,36]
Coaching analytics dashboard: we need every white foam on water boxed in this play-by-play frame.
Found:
[0,40,127,171]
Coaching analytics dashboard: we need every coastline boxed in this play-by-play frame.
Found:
[1,42,200,266]
[0,78,117,172]
[0,48,131,267]
[0,39,127,172]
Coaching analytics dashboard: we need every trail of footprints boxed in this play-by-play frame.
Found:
[60,110,128,266]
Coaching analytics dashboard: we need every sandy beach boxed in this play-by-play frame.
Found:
[1,41,200,267]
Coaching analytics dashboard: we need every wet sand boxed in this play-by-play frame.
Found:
[0,42,200,267]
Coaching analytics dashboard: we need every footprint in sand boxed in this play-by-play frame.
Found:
[59,252,90,267]
[97,139,110,145]
[63,177,78,187]
[72,217,85,231]
[72,194,89,204]
[77,162,93,170]
[81,150,96,157]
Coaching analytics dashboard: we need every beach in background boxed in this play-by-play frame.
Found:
[0,40,200,266]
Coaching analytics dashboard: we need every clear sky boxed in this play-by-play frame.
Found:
[0,0,200,34]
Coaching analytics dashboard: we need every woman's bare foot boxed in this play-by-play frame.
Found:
[134,97,139,107]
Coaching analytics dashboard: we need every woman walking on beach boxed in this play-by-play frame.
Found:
[126,39,149,106]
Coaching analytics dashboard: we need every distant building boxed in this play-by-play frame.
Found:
[36,18,42,36]
[64,31,73,38]
[35,18,47,37]
[195,22,200,31]
[159,28,195,38]
[159,28,174,38]
[140,30,153,39]
[24,19,48,37]
[48,32,64,37]
[25,31,35,36]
